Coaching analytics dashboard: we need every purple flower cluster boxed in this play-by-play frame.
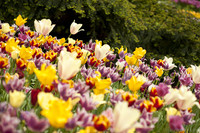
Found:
[173,0,200,8]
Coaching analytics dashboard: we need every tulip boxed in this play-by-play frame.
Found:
[113,102,140,133]
[191,65,200,84]
[95,43,112,60]
[14,14,27,26]
[164,86,200,110]
[34,19,55,36]
[58,48,81,80]
[70,20,84,35]
[163,56,177,70]
[1,23,11,33]
[9,90,26,108]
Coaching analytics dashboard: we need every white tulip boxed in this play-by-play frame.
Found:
[58,48,81,80]
[70,20,84,35]
[95,43,112,60]
[1,23,11,33]
[191,65,200,84]
[34,19,55,36]
[113,102,140,133]
[164,56,176,70]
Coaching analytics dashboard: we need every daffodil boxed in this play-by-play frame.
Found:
[14,14,27,26]
[34,63,57,86]
[126,75,146,92]
[133,47,146,59]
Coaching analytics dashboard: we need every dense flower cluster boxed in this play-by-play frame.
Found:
[173,0,200,8]
[0,15,200,133]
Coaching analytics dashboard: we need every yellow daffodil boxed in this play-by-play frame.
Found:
[155,66,163,77]
[133,47,146,59]
[5,38,20,53]
[14,14,27,26]
[126,75,146,92]
[41,98,73,128]
[27,61,36,74]
[125,55,138,66]
[9,90,26,108]
[34,63,57,86]
[92,71,112,95]
[19,45,34,60]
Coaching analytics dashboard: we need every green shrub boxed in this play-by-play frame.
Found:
[1,0,200,66]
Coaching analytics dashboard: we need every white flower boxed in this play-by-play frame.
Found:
[1,23,10,33]
[191,65,200,84]
[164,86,200,110]
[116,60,126,70]
[70,20,84,35]
[34,19,55,36]
[164,56,176,70]
[68,38,76,45]
[58,48,81,80]
[113,102,140,133]
[95,43,112,60]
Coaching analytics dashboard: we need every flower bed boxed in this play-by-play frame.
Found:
[0,15,200,133]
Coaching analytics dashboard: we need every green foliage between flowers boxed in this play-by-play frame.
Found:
[1,0,200,66]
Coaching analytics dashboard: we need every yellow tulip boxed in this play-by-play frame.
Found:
[125,55,138,66]
[155,66,163,77]
[41,98,73,128]
[19,46,34,60]
[14,15,27,26]
[133,47,146,59]
[5,38,20,53]
[126,75,146,92]
[34,63,57,86]
[9,90,26,108]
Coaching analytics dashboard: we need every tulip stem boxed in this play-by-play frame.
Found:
[68,34,72,39]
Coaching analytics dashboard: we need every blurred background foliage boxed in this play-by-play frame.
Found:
[1,0,200,66]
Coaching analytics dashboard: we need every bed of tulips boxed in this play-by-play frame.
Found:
[0,15,200,133]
